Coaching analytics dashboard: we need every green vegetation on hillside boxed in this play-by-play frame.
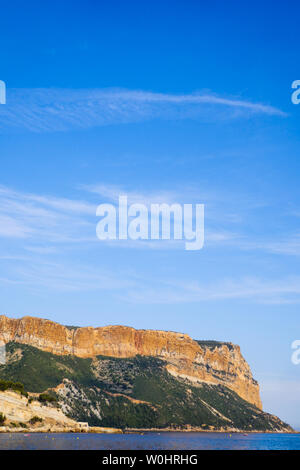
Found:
[0,378,27,396]
[0,341,292,431]
[38,392,57,404]
[0,342,95,392]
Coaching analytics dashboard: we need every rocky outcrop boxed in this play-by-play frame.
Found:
[0,315,262,409]
[0,390,75,426]
[0,390,123,433]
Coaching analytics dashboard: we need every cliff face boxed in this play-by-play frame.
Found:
[0,315,262,409]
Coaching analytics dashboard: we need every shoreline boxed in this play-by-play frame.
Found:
[0,426,123,434]
[0,427,297,434]
[124,428,297,434]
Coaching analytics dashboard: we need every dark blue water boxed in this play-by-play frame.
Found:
[0,432,299,450]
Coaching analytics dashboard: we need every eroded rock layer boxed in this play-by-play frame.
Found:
[0,315,262,409]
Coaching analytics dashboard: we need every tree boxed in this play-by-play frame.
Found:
[0,413,6,425]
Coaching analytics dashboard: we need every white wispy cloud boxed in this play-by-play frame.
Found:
[0,183,238,249]
[2,244,300,305]
[81,182,201,206]
[124,276,300,305]
[0,214,33,238]
[238,233,300,256]
[3,182,300,258]
[0,183,296,253]
[7,259,136,292]
[0,185,97,243]
[1,184,300,304]
[0,186,95,215]
[0,88,286,133]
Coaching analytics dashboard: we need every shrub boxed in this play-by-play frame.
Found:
[29,416,43,425]
[0,413,6,425]
[0,379,27,396]
[38,393,57,404]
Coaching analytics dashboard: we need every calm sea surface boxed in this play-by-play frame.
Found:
[0,432,299,450]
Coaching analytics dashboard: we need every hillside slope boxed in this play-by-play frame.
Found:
[0,389,75,428]
[0,342,292,432]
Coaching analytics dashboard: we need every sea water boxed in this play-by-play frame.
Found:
[0,432,299,450]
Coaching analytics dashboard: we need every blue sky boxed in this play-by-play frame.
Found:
[1,0,300,426]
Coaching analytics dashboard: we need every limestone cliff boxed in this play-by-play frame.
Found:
[0,315,262,409]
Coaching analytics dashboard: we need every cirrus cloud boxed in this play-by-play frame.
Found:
[0,88,286,133]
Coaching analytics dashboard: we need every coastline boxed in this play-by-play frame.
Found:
[0,426,123,434]
[0,426,296,434]
[124,428,297,434]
